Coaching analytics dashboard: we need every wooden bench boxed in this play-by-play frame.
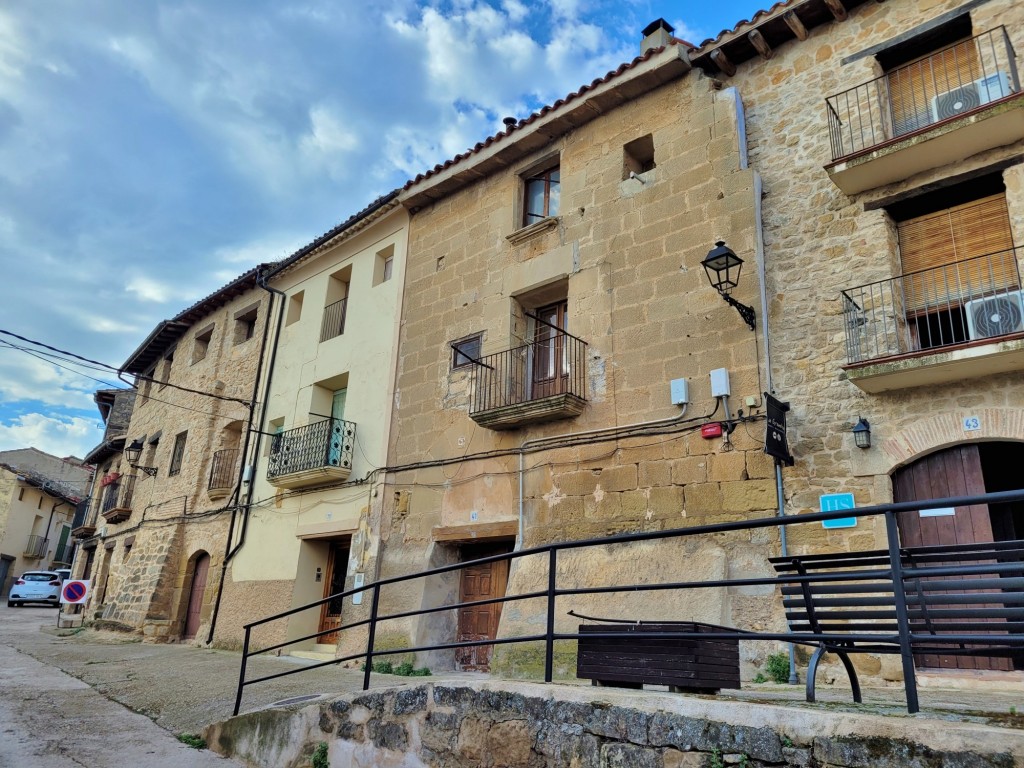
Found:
[573,614,741,693]
[770,539,1024,709]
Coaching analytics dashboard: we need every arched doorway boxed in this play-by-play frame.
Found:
[891,442,1024,671]
[183,552,210,640]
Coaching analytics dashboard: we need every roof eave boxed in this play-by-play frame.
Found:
[399,44,692,210]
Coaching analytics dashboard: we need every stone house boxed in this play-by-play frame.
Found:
[0,450,92,596]
[334,0,1024,684]
[216,193,409,653]
[73,268,270,641]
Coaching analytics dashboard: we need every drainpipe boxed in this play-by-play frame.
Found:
[515,404,690,551]
[205,264,285,645]
[753,171,797,684]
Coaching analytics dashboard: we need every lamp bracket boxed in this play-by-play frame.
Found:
[720,292,756,331]
[130,464,159,478]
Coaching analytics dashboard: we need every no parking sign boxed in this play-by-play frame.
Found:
[60,580,90,605]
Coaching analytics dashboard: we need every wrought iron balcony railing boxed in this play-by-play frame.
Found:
[100,474,136,522]
[320,297,348,342]
[70,499,89,529]
[826,27,1020,161]
[209,447,240,493]
[841,247,1024,364]
[468,319,588,427]
[267,418,356,483]
[24,534,48,559]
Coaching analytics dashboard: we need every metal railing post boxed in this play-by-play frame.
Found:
[884,510,920,714]
[233,625,251,717]
[362,584,381,691]
[544,548,557,683]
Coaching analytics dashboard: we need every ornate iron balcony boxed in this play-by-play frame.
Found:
[23,534,48,559]
[267,418,356,488]
[208,447,240,499]
[101,474,136,523]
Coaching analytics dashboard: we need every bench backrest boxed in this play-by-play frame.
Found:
[769,540,1024,643]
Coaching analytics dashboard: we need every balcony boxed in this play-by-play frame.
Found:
[825,28,1024,195]
[841,247,1024,392]
[52,543,73,566]
[267,418,355,489]
[320,297,348,343]
[100,475,136,524]
[23,534,48,559]
[208,447,240,501]
[71,500,96,539]
[468,323,588,430]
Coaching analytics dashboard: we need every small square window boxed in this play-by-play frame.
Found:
[158,350,174,389]
[451,333,483,370]
[374,245,395,286]
[623,134,655,179]
[286,291,304,326]
[168,431,187,476]
[523,165,560,226]
[192,325,214,364]
[234,304,259,345]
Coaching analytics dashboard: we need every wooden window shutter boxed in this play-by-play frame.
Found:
[888,38,980,136]
[897,193,1015,311]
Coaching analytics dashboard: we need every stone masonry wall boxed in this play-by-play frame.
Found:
[206,682,1020,768]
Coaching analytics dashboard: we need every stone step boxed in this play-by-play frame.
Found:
[289,647,336,663]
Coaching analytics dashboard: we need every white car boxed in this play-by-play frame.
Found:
[8,570,62,607]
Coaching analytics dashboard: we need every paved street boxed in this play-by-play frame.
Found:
[0,605,242,767]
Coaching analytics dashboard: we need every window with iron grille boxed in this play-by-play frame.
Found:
[169,431,187,476]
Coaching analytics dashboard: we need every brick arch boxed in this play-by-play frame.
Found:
[881,408,1024,472]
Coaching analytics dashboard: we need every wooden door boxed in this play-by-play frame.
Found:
[318,542,350,645]
[183,553,210,639]
[892,445,1010,670]
[531,301,568,399]
[456,543,512,671]
[328,390,347,466]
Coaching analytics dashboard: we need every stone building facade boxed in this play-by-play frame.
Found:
[215,194,410,653]
[74,268,271,642]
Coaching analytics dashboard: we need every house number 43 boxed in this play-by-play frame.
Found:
[963,416,981,432]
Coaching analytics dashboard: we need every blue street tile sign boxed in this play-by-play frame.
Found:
[820,492,857,529]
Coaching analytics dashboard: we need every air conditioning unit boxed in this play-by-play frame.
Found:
[930,72,1012,122]
[965,290,1024,340]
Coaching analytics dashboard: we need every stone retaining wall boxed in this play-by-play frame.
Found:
[206,682,1020,768]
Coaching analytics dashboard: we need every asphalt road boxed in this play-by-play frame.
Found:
[0,604,243,767]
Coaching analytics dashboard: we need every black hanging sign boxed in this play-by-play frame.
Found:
[764,393,794,466]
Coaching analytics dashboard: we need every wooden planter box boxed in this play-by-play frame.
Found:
[576,622,741,693]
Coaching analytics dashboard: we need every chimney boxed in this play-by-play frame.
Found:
[641,18,675,53]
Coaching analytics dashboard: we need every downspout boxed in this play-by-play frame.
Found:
[206,264,284,645]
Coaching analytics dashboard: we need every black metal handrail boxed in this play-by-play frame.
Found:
[209,448,240,491]
[267,418,356,479]
[469,322,588,414]
[23,534,48,559]
[840,247,1023,364]
[826,27,1020,160]
[232,488,1024,716]
[320,297,348,343]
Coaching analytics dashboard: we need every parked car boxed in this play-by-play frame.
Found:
[54,568,71,583]
[8,570,62,607]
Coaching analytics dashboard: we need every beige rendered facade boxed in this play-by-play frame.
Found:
[0,452,91,597]
[74,268,270,642]
[218,194,410,652]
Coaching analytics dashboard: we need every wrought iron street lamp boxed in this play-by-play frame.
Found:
[124,438,159,477]
[701,241,756,331]
[852,417,871,449]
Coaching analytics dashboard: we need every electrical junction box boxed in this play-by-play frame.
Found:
[669,378,689,405]
[701,423,724,439]
[710,368,731,397]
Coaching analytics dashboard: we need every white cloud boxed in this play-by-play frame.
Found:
[214,233,310,265]
[0,352,102,411]
[124,275,198,304]
[0,413,101,459]
[670,18,712,46]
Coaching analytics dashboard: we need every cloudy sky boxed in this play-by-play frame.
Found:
[0,0,766,460]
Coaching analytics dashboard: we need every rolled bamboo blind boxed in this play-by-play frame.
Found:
[888,37,980,136]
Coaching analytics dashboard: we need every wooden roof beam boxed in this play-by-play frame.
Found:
[824,0,849,22]
[784,11,809,41]
[709,48,737,77]
[748,29,773,59]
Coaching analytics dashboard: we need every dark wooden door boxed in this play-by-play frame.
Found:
[456,544,512,671]
[183,553,210,639]
[532,301,568,399]
[318,542,350,645]
[892,445,1010,670]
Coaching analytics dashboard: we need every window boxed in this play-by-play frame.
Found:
[234,304,259,345]
[373,245,395,286]
[890,175,1014,350]
[17,488,24,501]
[168,431,187,476]
[158,350,174,389]
[623,135,655,179]
[321,267,350,342]
[523,164,560,225]
[192,325,214,364]
[286,291,304,326]
[451,333,483,370]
